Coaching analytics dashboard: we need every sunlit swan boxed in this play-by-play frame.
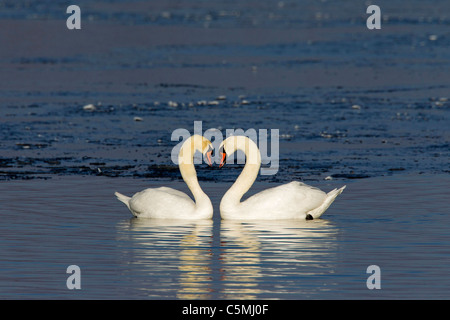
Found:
[219,136,345,220]
[115,135,214,219]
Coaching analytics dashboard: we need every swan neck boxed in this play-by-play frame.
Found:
[222,138,261,205]
[179,164,208,203]
[178,137,211,209]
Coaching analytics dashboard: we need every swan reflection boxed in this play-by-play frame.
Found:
[116,218,213,299]
[220,219,338,299]
[116,217,339,299]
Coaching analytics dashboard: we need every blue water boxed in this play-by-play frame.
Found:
[0,174,449,299]
[0,0,449,299]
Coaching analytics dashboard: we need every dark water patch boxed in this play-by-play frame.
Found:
[331,173,371,179]
[388,167,406,172]
[0,0,448,183]
[15,143,49,150]
[0,156,218,181]
[157,83,217,89]
[14,57,80,65]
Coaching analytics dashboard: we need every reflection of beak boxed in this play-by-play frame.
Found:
[206,151,213,167]
[219,150,227,168]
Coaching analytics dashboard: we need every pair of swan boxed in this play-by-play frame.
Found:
[115,135,345,220]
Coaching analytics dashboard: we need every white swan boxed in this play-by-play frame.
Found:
[115,135,214,219]
[219,136,346,220]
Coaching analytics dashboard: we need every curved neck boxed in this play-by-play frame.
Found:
[178,137,211,209]
[221,137,261,205]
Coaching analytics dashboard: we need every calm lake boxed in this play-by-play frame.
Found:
[0,174,449,299]
[0,0,449,300]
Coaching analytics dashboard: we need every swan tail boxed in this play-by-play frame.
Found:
[308,185,346,219]
[115,192,131,210]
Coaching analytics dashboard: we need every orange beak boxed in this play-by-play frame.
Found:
[219,150,226,168]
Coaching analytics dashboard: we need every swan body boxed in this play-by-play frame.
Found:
[219,136,345,220]
[115,135,213,219]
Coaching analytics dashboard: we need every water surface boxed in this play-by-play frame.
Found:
[1,174,449,299]
[0,0,449,300]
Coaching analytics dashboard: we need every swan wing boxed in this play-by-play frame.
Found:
[239,181,327,219]
[128,187,196,218]
[156,187,192,201]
